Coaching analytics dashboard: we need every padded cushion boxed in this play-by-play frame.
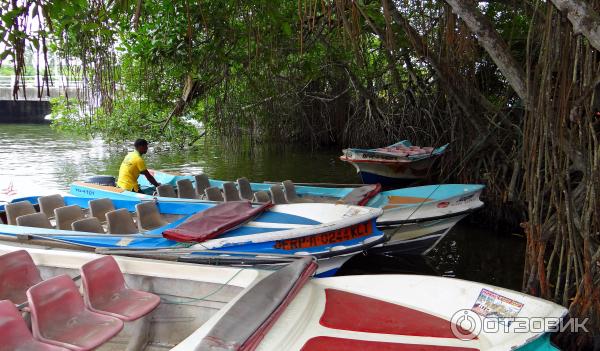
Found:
[163,201,272,242]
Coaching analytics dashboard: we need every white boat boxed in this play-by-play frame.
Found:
[0,243,566,350]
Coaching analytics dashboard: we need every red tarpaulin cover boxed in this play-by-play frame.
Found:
[162,201,273,243]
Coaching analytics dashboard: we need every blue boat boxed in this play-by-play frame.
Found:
[340,140,448,185]
[70,169,483,255]
[0,194,384,277]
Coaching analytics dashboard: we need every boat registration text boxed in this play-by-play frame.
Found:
[274,222,373,250]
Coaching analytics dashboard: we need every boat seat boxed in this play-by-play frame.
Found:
[38,194,65,219]
[89,198,115,222]
[253,191,271,203]
[205,187,224,202]
[16,212,53,229]
[27,274,124,350]
[136,201,167,230]
[269,185,288,204]
[194,174,211,198]
[237,177,254,200]
[106,208,138,234]
[5,200,36,225]
[81,256,160,321]
[71,217,105,233]
[0,250,42,304]
[222,182,242,202]
[54,205,84,230]
[283,180,312,203]
[0,300,69,351]
[156,184,177,198]
[176,179,196,199]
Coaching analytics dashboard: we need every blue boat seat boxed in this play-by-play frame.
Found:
[136,201,167,230]
[156,184,176,198]
[204,187,224,202]
[269,185,287,204]
[283,180,312,203]
[38,194,65,219]
[5,200,36,225]
[88,198,115,223]
[71,217,105,233]
[222,182,241,202]
[194,174,211,198]
[54,205,84,230]
[253,191,271,203]
[237,177,254,200]
[16,212,53,229]
[176,179,196,199]
[106,209,138,234]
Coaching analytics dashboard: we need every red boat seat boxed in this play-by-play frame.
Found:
[0,300,68,351]
[81,256,160,321]
[0,250,42,304]
[27,274,124,351]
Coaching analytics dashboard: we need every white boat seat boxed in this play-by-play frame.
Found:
[156,184,177,198]
[5,200,36,225]
[237,177,253,200]
[38,194,65,219]
[283,180,312,203]
[136,201,168,230]
[177,179,196,199]
[72,217,105,233]
[222,182,241,202]
[54,205,84,230]
[106,209,138,234]
[89,198,115,222]
[194,174,211,198]
[253,191,271,203]
[269,185,287,204]
[205,187,224,202]
[16,212,53,229]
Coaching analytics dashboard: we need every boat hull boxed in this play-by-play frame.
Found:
[369,213,466,255]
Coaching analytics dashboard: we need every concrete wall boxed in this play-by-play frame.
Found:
[0,100,51,124]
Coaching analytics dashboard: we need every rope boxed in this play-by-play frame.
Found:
[159,267,245,305]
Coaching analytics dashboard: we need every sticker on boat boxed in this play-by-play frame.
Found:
[471,288,524,319]
[274,222,372,250]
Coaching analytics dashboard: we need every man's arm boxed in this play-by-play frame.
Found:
[141,170,160,187]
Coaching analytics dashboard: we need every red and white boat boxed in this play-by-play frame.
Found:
[0,243,565,351]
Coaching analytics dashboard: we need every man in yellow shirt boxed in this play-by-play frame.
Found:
[117,139,160,192]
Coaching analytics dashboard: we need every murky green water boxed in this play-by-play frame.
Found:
[0,124,525,290]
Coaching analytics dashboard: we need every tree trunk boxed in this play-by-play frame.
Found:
[549,0,600,51]
[444,0,529,106]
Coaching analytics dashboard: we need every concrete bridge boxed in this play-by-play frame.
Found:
[0,75,82,123]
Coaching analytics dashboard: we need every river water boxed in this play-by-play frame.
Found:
[0,123,525,290]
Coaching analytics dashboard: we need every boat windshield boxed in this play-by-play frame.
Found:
[195,257,316,350]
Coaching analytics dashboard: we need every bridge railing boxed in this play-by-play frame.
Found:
[0,75,84,89]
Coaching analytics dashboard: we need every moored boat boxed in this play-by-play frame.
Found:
[340,140,449,185]
[0,243,567,350]
[0,194,384,277]
[72,170,484,255]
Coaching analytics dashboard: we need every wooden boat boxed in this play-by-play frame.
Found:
[0,194,384,277]
[0,243,566,350]
[340,140,449,185]
[70,170,484,255]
